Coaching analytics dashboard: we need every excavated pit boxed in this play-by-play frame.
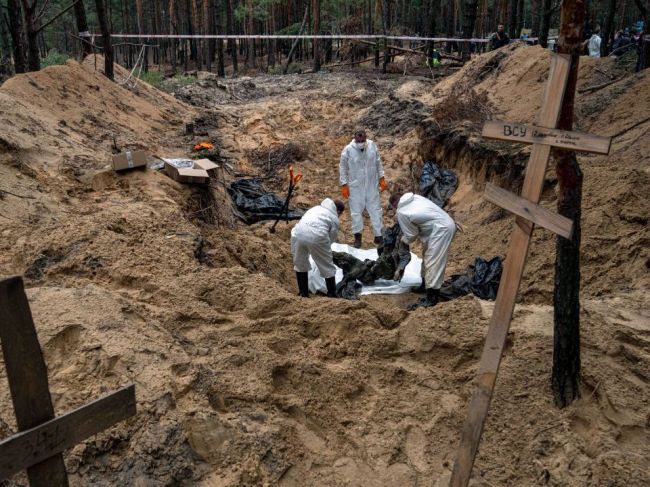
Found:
[0,46,649,486]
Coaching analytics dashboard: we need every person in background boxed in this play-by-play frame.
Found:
[291,198,345,298]
[339,128,388,249]
[584,27,602,57]
[390,191,457,310]
[490,24,510,50]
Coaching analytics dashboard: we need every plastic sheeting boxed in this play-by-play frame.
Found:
[419,160,458,208]
[228,178,305,224]
[439,256,502,301]
[308,243,422,295]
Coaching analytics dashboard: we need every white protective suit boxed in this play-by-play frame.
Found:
[339,139,385,237]
[291,198,340,278]
[396,193,456,290]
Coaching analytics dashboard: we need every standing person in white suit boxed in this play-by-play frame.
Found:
[339,128,388,249]
[291,198,345,298]
[390,191,457,309]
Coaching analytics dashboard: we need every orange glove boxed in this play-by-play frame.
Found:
[379,177,388,192]
[341,184,350,199]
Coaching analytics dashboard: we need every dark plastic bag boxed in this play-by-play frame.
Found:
[439,256,502,301]
[419,160,458,208]
[228,178,304,224]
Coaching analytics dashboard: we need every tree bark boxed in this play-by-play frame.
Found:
[462,0,479,60]
[601,0,617,55]
[507,0,517,38]
[283,5,307,74]
[313,0,321,71]
[0,9,13,77]
[19,0,40,71]
[226,0,237,74]
[170,0,178,74]
[215,0,225,76]
[95,0,114,80]
[73,0,92,56]
[531,0,541,35]
[7,0,26,73]
[552,0,585,409]
[539,0,553,47]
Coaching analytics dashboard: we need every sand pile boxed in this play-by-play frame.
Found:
[0,50,648,486]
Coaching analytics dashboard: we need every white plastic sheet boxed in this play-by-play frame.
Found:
[307,243,422,295]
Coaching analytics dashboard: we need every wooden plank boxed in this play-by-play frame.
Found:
[484,183,574,239]
[450,53,571,487]
[482,121,612,154]
[0,385,136,481]
[0,276,69,486]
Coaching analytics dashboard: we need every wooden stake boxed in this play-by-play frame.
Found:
[449,54,571,487]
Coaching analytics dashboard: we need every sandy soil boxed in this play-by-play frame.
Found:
[0,46,648,486]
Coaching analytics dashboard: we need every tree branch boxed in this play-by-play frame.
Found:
[35,0,51,21]
[35,0,80,34]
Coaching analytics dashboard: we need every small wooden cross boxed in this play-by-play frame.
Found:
[449,54,612,487]
[0,276,136,486]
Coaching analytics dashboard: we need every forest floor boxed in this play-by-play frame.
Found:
[0,45,649,486]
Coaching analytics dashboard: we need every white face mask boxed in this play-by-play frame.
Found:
[355,141,366,150]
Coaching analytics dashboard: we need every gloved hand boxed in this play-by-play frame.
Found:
[379,177,388,192]
[393,268,404,282]
[341,184,350,199]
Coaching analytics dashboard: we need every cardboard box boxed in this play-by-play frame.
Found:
[164,159,209,184]
[193,158,220,177]
[112,151,148,171]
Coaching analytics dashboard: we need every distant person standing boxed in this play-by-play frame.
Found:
[585,28,602,57]
[490,24,510,50]
[339,128,388,249]
[635,29,646,71]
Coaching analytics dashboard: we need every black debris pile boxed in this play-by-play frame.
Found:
[228,178,304,224]
[439,256,502,301]
[419,160,458,208]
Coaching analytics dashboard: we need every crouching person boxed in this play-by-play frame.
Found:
[390,192,456,309]
[291,198,346,298]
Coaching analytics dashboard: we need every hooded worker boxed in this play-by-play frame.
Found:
[390,192,456,309]
[339,128,388,249]
[291,198,346,298]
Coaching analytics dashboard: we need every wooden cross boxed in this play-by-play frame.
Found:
[449,54,612,487]
[0,276,136,486]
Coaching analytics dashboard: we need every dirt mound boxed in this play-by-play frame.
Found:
[0,52,649,486]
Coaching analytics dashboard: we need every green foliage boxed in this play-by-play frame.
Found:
[41,50,70,68]
[171,74,196,86]
[138,70,165,86]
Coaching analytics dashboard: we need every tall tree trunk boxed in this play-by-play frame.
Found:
[552,0,585,409]
[226,0,237,74]
[462,0,479,60]
[446,0,454,36]
[475,0,488,37]
[313,0,321,71]
[170,0,178,74]
[283,5,308,74]
[507,0,518,38]
[539,0,552,47]
[7,0,26,73]
[516,0,524,37]
[95,0,114,80]
[204,0,213,72]
[215,0,225,76]
[19,0,40,71]
[0,10,13,77]
[381,0,389,73]
[73,0,92,56]
[601,0,617,55]
[531,0,541,36]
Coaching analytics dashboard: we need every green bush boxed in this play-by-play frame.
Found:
[41,50,70,68]
[172,74,196,86]
[138,70,165,87]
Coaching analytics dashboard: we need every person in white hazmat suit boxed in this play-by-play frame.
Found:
[390,192,457,309]
[339,128,388,249]
[291,198,346,298]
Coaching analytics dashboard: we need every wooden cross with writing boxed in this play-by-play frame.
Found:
[449,54,612,487]
[0,276,136,486]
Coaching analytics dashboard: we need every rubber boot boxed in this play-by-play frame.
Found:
[374,236,384,256]
[353,233,362,249]
[407,288,439,311]
[296,272,309,297]
[325,277,337,298]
